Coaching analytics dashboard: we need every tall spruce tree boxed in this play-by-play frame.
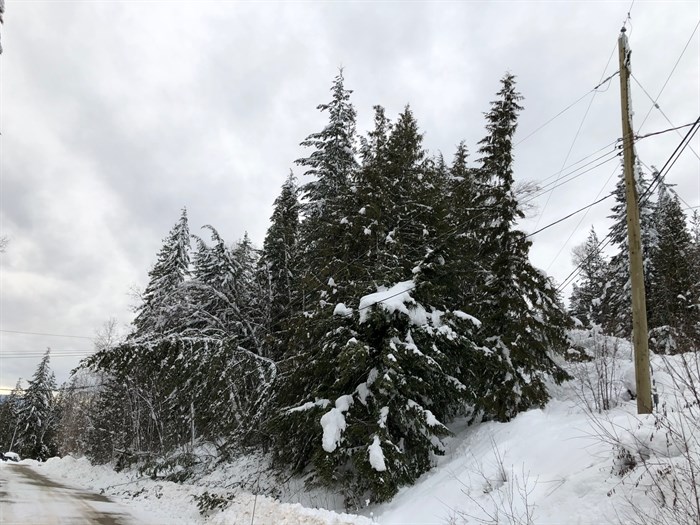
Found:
[188,225,243,336]
[647,183,698,351]
[441,141,483,308]
[271,96,481,506]
[471,73,570,421]
[232,232,267,354]
[351,105,394,284]
[380,105,443,283]
[293,70,359,312]
[569,227,611,328]
[132,208,191,338]
[605,165,657,337]
[259,173,300,359]
[0,379,23,452]
[690,210,700,345]
[14,350,58,460]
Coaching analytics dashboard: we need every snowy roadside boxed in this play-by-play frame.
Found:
[32,455,375,525]
[16,332,699,525]
[0,461,169,525]
[373,335,700,524]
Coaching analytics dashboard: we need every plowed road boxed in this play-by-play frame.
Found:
[0,463,147,524]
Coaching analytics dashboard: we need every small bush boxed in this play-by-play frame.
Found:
[193,490,235,516]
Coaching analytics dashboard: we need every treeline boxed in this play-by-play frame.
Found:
[9,70,697,507]
[569,168,700,352]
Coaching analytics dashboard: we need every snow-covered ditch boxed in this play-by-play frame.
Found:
[26,332,700,525]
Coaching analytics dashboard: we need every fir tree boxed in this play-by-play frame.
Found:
[569,227,611,328]
[441,141,483,308]
[14,350,58,460]
[351,105,394,283]
[271,97,480,506]
[647,184,698,351]
[294,69,359,309]
[259,172,300,356]
[385,107,443,280]
[188,225,243,335]
[0,379,23,452]
[471,73,570,421]
[605,165,657,337]
[132,208,191,338]
[232,232,267,354]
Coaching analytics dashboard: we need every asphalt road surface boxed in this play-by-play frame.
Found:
[0,463,144,524]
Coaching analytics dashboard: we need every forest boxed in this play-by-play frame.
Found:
[2,71,698,509]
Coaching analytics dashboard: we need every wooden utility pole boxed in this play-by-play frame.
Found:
[618,27,653,414]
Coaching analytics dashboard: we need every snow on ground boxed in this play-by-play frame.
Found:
[20,331,699,525]
[34,454,375,525]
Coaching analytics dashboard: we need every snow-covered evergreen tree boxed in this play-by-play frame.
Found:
[132,208,191,338]
[470,73,570,421]
[259,172,300,358]
[569,227,611,328]
[440,141,483,308]
[14,350,58,460]
[293,69,359,311]
[272,99,481,506]
[231,232,267,353]
[647,184,698,351]
[351,105,394,282]
[0,379,23,452]
[55,371,102,457]
[605,165,656,337]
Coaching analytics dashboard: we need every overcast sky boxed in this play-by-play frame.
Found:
[1,1,698,391]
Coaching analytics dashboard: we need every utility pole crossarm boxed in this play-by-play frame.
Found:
[618,27,653,415]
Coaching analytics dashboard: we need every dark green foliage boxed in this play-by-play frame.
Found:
[194,491,236,516]
[82,337,276,462]
[38,71,576,508]
[133,208,192,338]
[604,165,656,337]
[269,72,570,505]
[0,380,23,452]
[292,70,359,322]
[14,350,59,460]
[271,292,480,507]
[55,372,103,457]
[569,227,612,328]
[259,173,300,359]
[468,73,571,420]
[647,184,698,352]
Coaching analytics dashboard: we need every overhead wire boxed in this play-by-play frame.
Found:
[636,18,700,135]
[0,329,93,340]
[635,122,697,141]
[524,149,621,203]
[556,116,700,293]
[514,71,619,147]
[543,163,620,271]
[632,74,700,161]
[529,23,623,231]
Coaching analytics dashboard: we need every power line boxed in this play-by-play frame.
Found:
[514,71,619,147]
[635,122,697,141]
[645,117,700,198]
[544,163,620,272]
[524,150,620,203]
[557,116,700,293]
[0,329,93,340]
[632,74,700,161]
[525,194,614,239]
[637,158,696,211]
[530,26,623,230]
[636,18,700,134]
